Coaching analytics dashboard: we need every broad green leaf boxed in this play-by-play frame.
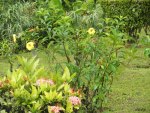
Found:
[56,92,63,101]
[64,83,70,93]
[31,85,38,100]
[66,101,73,113]
[62,67,70,82]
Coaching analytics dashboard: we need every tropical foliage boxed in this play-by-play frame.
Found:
[0,0,149,113]
[0,57,81,113]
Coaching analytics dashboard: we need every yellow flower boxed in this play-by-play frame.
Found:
[13,34,17,43]
[26,41,35,51]
[87,28,95,35]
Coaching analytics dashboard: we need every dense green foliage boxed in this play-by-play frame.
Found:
[0,1,35,40]
[100,0,150,41]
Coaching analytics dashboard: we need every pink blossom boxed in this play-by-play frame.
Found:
[50,106,62,113]
[36,78,45,86]
[46,79,54,85]
[36,78,54,86]
[69,96,81,106]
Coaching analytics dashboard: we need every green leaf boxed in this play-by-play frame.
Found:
[75,8,86,14]
[0,110,7,113]
[30,101,42,113]
[57,84,65,91]
[62,67,70,82]
[64,0,71,7]
[31,85,38,100]
[144,48,150,57]
[49,0,63,9]
[32,59,39,71]
[32,67,45,80]
[64,83,70,93]
[109,64,117,72]
[66,101,73,113]
[56,92,63,101]
[44,90,58,102]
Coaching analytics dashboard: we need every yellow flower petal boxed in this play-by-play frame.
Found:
[26,41,35,51]
[87,28,95,35]
[13,34,17,43]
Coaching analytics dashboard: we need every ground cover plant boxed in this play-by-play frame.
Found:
[0,0,150,113]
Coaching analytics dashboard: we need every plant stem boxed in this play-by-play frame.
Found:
[8,58,13,72]
[62,40,71,63]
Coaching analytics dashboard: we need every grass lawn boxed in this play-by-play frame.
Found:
[0,48,149,113]
[105,48,150,113]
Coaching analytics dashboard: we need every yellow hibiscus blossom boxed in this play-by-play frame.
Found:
[87,28,95,35]
[13,34,17,43]
[26,41,35,51]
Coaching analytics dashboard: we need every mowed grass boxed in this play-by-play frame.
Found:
[0,57,10,76]
[0,48,149,113]
[104,48,150,113]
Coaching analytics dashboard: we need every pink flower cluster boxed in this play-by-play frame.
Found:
[69,96,81,106]
[50,106,62,113]
[36,78,54,86]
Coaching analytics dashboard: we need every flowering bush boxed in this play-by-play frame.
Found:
[0,57,82,113]
[44,4,130,111]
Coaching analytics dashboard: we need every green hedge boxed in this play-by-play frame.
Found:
[100,0,150,39]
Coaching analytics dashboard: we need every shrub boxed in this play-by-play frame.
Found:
[45,15,129,113]
[100,0,150,41]
[0,56,82,113]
